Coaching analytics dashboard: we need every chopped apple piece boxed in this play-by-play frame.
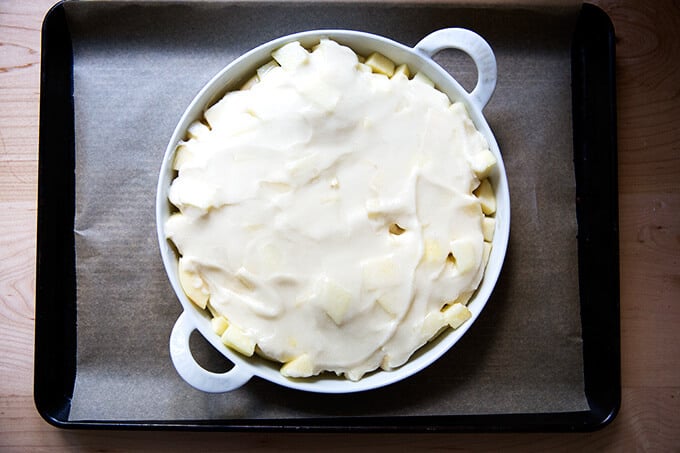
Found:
[272,41,309,69]
[178,257,209,309]
[482,241,492,269]
[423,238,445,263]
[167,174,218,214]
[256,59,280,80]
[443,303,472,329]
[164,213,186,241]
[482,216,496,242]
[310,38,331,53]
[380,354,393,370]
[346,368,365,381]
[186,120,210,140]
[365,197,403,218]
[356,62,372,73]
[470,149,497,179]
[412,72,434,87]
[421,310,446,338]
[211,112,259,137]
[392,63,410,79]
[203,92,259,132]
[172,142,195,170]
[314,277,352,325]
[280,354,314,378]
[206,301,218,317]
[449,238,477,274]
[240,74,259,90]
[221,324,255,356]
[365,52,395,77]
[211,316,229,336]
[474,179,496,215]
[451,290,475,306]
[376,294,401,316]
[364,198,381,217]
[361,255,399,290]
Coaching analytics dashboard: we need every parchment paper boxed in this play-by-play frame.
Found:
[65,0,586,421]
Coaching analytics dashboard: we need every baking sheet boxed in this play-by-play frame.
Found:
[64,1,585,421]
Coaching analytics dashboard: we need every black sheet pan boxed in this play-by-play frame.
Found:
[34,1,619,432]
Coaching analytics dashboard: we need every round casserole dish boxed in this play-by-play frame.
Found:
[156,28,510,394]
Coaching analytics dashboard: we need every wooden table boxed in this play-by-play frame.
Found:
[1,0,678,450]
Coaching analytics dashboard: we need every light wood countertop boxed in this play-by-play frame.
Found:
[1,0,678,450]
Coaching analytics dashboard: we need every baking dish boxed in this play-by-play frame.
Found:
[156,28,510,394]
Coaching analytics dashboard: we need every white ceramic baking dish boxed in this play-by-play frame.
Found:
[156,28,510,394]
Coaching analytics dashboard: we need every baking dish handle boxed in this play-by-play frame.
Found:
[415,28,497,110]
[170,311,252,393]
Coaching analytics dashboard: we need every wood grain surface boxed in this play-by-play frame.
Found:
[1,0,678,450]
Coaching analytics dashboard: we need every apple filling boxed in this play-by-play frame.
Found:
[165,39,497,381]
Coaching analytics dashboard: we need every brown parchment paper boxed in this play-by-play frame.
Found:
[65,0,586,421]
